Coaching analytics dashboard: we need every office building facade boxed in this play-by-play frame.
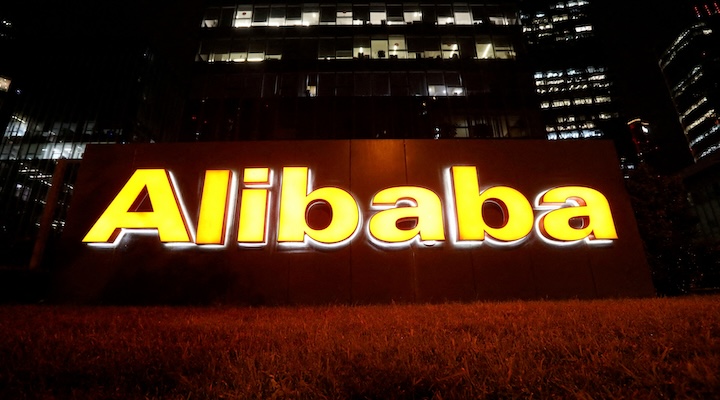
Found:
[184,1,543,141]
[660,6,720,161]
[519,1,617,140]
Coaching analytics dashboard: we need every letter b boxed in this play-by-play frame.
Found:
[278,167,359,245]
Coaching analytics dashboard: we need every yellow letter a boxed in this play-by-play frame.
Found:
[538,186,618,242]
[82,169,191,243]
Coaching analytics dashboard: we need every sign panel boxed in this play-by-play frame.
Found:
[54,140,655,304]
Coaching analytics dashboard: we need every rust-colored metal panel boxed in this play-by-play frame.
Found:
[349,140,416,303]
[53,139,655,304]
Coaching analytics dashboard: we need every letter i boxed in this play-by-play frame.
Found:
[237,168,271,245]
[196,170,233,245]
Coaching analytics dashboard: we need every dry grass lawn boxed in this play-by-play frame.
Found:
[1,296,719,399]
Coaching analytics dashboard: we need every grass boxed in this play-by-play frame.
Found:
[1,297,719,399]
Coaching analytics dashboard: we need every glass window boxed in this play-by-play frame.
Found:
[269,5,286,26]
[454,4,472,25]
[388,35,407,59]
[354,37,371,58]
[252,6,269,26]
[372,37,389,59]
[441,37,459,59]
[487,5,517,25]
[303,4,319,26]
[409,72,426,96]
[318,73,335,96]
[476,36,494,59]
[319,38,335,59]
[262,73,278,97]
[337,4,353,25]
[353,5,369,24]
[336,37,353,59]
[248,39,266,62]
[203,8,219,28]
[234,6,252,27]
[373,73,390,96]
[266,39,282,60]
[370,3,387,25]
[421,37,441,58]
[286,5,302,25]
[421,4,436,24]
[493,37,515,59]
[387,5,404,25]
[220,7,234,27]
[390,72,409,95]
[471,6,485,24]
[437,5,454,25]
[336,73,353,96]
[230,40,248,62]
[209,40,230,62]
[320,5,336,24]
[355,73,373,96]
[404,4,422,23]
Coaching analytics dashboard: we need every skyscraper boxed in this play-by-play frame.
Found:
[0,1,192,265]
[660,3,720,161]
[519,1,618,142]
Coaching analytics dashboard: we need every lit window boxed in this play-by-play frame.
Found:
[0,76,10,92]
[494,39,516,59]
[594,96,611,104]
[269,5,286,26]
[234,6,252,27]
[202,19,218,28]
[475,40,493,59]
[404,8,422,23]
[454,6,472,25]
[302,5,319,26]
[449,87,465,96]
[442,41,459,59]
[370,4,386,25]
[389,35,407,59]
[573,97,593,105]
[337,6,353,25]
[428,85,447,96]
[575,24,593,32]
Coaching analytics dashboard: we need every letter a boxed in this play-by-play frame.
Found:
[538,186,618,242]
[369,187,445,244]
[83,169,191,244]
[278,167,359,245]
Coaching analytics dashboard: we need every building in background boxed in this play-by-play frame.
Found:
[660,2,720,249]
[0,2,195,266]
[519,2,619,140]
[660,4,720,162]
[184,1,543,141]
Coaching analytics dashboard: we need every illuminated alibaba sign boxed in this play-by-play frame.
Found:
[82,166,618,248]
